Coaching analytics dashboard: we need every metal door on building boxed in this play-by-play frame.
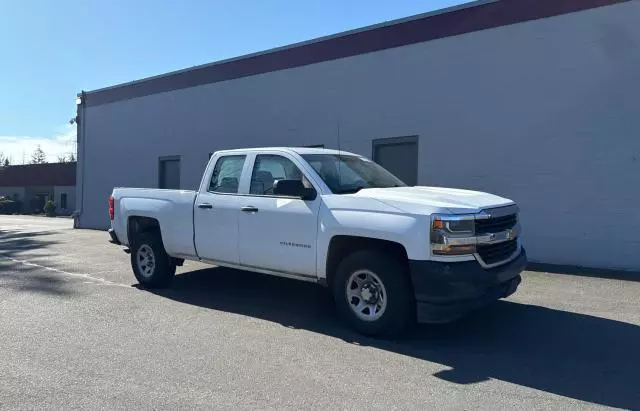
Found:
[372,136,418,186]
[158,156,181,189]
[32,193,48,212]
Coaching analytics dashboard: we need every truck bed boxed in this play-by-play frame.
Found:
[110,188,198,258]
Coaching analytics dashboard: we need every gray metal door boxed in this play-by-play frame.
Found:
[159,157,181,189]
[373,136,418,186]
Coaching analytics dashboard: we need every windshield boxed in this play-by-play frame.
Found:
[301,154,407,194]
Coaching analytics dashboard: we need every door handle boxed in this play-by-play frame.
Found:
[241,206,259,213]
[197,203,213,209]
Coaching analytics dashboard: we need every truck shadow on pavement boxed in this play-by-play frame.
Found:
[145,266,639,410]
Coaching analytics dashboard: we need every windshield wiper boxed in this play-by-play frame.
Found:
[335,185,366,194]
[335,184,404,194]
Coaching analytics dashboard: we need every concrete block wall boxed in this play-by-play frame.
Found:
[53,186,76,215]
[78,1,640,270]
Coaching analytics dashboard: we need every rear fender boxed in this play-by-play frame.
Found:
[116,196,195,257]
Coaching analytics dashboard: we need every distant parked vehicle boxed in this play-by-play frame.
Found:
[0,196,22,214]
[108,147,526,337]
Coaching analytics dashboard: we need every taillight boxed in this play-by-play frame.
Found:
[108,195,115,220]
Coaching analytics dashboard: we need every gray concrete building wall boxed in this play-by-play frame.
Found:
[23,186,54,212]
[53,186,76,215]
[78,1,640,270]
[0,187,25,201]
[0,186,75,214]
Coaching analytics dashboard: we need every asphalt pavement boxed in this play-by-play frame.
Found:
[1,215,639,410]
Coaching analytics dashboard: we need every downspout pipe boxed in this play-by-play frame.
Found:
[73,91,86,229]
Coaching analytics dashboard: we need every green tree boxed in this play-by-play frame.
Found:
[57,153,76,163]
[30,145,47,164]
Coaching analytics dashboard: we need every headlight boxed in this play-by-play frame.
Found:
[432,218,474,234]
[432,215,475,235]
[431,214,476,256]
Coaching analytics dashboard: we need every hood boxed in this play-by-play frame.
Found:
[352,186,514,215]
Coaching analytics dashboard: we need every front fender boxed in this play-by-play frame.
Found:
[316,202,430,279]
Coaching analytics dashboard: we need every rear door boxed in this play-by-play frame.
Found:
[237,153,320,278]
[193,154,248,264]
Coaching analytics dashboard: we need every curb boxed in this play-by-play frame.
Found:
[527,262,640,283]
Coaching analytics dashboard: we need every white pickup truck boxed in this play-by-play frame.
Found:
[108,147,526,336]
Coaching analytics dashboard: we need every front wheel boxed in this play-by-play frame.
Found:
[130,232,176,288]
[332,250,415,337]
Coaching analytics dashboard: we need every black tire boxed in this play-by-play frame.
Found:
[130,231,176,288]
[332,249,415,338]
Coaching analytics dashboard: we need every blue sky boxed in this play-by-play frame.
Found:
[0,0,468,163]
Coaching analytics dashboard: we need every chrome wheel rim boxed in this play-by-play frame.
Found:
[136,244,156,278]
[345,269,387,322]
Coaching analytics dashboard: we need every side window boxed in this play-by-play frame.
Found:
[209,155,246,194]
[250,155,309,195]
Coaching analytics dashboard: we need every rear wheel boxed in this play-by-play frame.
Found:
[130,232,176,288]
[332,249,415,337]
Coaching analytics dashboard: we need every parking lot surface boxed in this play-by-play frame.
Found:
[1,215,639,410]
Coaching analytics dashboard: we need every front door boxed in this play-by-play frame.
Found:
[193,154,247,264]
[238,154,319,277]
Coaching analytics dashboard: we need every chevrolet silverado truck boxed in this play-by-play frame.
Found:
[108,147,526,336]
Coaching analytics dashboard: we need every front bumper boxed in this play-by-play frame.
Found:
[410,248,527,323]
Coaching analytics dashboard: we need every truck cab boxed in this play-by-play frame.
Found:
[109,147,526,337]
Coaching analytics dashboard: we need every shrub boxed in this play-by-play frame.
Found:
[43,200,57,216]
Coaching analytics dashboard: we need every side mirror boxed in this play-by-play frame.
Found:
[273,180,317,200]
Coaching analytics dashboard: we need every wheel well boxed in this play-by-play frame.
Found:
[325,236,408,287]
[127,216,161,244]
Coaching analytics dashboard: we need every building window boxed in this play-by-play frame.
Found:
[60,193,68,209]
[372,136,419,186]
[209,155,246,194]
[159,156,181,189]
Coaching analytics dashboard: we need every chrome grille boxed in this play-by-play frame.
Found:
[477,239,518,266]
[475,213,517,234]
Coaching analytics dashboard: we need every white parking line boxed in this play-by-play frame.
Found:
[1,256,131,288]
